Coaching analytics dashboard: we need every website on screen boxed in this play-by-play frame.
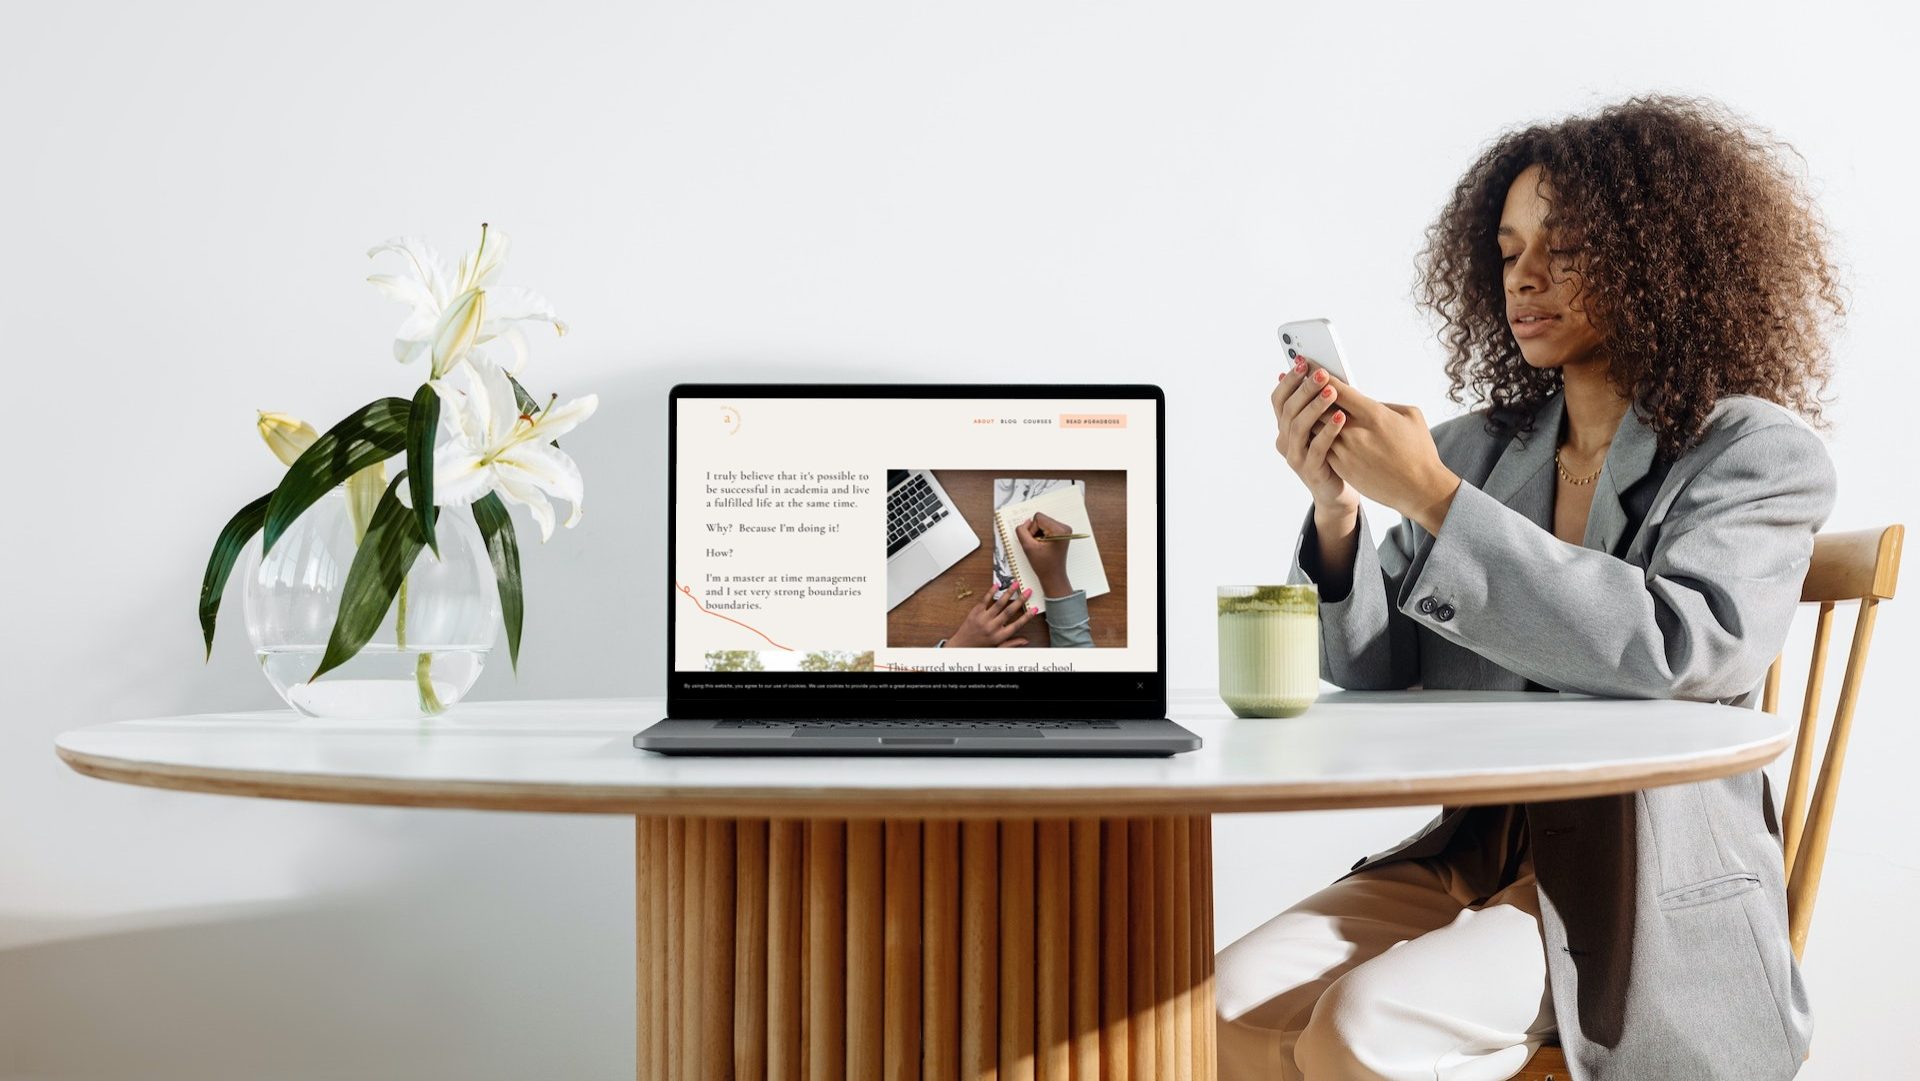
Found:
[672,394,1159,705]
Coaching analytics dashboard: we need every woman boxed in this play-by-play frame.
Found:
[1219,96,1843,1081]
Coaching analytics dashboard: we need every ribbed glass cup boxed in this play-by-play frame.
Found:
[1216,584,1320,718]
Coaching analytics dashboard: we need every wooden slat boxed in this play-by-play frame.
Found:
[705,820,737,1081]
[1152,819,1176,1081]
[685,819,709,1079]
[650,818,670,1081]
[667,818,686,1081]
[802,822,812,1076]
[768,820,805,1081]
[1100,820,1129,1081]
[1789,598,1881,959]
[848,821,885,1081]
[809,820,848,1081]
[637,818,653,1079]
[735,821,769,1081]
[961,820,999,1081]
[1000,820,1037,1081]
[1127,821,1157,1081]
[1192,817,1215,1080]
[1035,821,1070,1081]
[884,821,923,1081]
[924,820,961,1081]
[1762,656,1782,714]
[1171,818,1193,1081]
[1783,602,1835,879]
[1069,819,1101,1081]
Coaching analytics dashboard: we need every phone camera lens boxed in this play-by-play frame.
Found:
[1282,333,1293,345]
[1286,347,1297,359]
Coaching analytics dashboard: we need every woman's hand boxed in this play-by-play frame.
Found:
[945,583,1040,648]
[1271,356,1357,514]
[1014,512,1075,598]
[1319,378,1463,534]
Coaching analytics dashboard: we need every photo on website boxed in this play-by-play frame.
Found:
[884,469,1127,649]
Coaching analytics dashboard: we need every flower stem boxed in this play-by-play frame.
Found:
[416,652,444,714]
[396,578,409,651]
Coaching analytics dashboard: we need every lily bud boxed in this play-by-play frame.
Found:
[257,411,319,467]
[430,287,487,378]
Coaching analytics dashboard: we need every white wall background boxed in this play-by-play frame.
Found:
[4,1,1915,1076]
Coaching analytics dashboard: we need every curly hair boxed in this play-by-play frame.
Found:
[1416,95,1844,458]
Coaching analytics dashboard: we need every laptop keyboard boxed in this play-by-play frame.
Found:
[886,473,951,557]
[716,718,1121,730]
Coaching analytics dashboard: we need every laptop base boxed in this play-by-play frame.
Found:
[634,717,1199,756]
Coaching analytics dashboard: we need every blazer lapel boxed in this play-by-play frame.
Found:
[1471,391,1663,556]
[1477,392,1563,524]
[1582,404,1661,555]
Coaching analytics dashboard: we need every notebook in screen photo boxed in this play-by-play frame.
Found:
[990,478,1111,612]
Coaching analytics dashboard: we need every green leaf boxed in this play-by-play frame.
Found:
[472,492,524,672]
[507,373,539,415]
[508,373,559,449]
[312,474,434,682]
[198,492,271,659]
[262,397,411,554]
[407,383,440,556]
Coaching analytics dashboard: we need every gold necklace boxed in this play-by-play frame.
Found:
[1555,449,1603,486]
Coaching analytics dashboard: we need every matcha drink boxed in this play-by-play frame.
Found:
[1217,585,1320,718]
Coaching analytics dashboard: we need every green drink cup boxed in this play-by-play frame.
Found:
[1217,585,1320,718]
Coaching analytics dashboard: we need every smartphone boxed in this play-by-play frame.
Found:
[1277,318,1356,386]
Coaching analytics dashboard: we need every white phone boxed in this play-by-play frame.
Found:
[1277,318,1356,386]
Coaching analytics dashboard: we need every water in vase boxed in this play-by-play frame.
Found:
[258,644,490,720]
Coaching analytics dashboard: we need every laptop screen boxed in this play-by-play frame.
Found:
[668,385,1164,718]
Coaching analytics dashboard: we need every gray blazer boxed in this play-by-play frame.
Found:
[1290,389,1834,1080]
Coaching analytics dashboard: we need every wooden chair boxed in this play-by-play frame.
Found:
[1515,524,1904,1081]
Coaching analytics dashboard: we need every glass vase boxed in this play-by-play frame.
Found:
[242,488,499,719]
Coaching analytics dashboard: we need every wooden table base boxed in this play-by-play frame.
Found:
[637,815,1216,1081]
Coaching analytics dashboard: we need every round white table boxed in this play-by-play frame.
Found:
[56,689,1790,1081]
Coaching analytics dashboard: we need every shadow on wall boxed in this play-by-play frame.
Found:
[4,355,901,1081]
[0,810,635,1081]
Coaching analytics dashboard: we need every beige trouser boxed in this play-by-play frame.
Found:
[1215,853,1557,1081]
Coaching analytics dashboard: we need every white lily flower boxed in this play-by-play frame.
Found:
[430,359,598,541]
[368,224,568,378]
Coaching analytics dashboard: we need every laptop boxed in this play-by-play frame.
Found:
[635,384,1198,756]
[884,469,980,610]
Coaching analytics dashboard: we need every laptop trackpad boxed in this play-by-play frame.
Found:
[793,728,1043,739]
[889,544,939,593]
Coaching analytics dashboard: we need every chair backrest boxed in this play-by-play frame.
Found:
[1763,524,1904,961]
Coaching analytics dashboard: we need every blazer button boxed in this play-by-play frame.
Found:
[1435,603,1456,622]
[1417,596,1438,614]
